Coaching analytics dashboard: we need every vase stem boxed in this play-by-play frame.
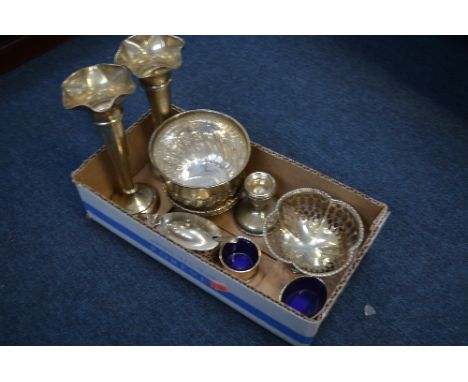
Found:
[92,105,136,194]
[141,72,172,128]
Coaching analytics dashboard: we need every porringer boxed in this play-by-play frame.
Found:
[148,110,251,216]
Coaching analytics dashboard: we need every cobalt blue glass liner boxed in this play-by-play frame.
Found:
[281,277,328,318]
[221,238,259,271]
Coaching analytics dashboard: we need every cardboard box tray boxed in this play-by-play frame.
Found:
[72,108,389,345]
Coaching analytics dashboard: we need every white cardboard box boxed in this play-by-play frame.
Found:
[72,110,389,345]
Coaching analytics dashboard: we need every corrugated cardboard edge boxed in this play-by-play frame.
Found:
[255,143,387,211]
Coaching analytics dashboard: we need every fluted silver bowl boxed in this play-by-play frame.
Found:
[148,110,251,215]
[264,188,364,277]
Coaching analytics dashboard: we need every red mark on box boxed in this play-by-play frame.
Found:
[209,280,229,292]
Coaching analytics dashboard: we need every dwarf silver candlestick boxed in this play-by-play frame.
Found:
[234,172,277,235]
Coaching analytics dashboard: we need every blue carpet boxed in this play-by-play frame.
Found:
[0,36,467,345]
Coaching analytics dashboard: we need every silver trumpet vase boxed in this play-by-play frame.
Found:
[114,35,185,128]
[62,63,159,215]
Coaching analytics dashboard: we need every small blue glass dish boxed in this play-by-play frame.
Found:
[280,277,327,318]
[219,237,261,281]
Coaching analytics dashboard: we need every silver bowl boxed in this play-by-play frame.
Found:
[263,188,364,277]
[148,110,251,215]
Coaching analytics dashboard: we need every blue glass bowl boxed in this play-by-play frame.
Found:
[280,277,327,318]
[219,238,261,281]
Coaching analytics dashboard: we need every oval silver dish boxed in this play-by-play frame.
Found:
[154,212,222,252]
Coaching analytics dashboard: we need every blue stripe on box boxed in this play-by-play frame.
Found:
[83,201,314,345]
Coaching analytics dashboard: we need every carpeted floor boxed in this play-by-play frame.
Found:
[0,36,467,345]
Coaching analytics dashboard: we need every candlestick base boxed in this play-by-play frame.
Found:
[234,171,277,236]
[112,183,159,215]
[234,198,276,236]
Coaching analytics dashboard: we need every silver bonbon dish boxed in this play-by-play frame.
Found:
[263,188,364,277]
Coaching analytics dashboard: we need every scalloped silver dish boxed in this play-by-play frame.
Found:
[263,188,364,277]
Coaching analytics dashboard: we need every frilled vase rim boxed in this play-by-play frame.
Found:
[114,35,185,79]
[62,63,136,113]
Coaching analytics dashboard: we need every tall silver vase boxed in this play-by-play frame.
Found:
[62,63,159,215]
[115,35,185,128]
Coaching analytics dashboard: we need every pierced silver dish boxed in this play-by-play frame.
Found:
[263,188,364,277]
[148,109,251,215]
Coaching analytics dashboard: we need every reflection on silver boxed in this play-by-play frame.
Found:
[212,235,239,244]
[170,195,240,217]
[244,171,277,200]
[263,188,364,277]
[114,35,185,127]
[148,110,251,214]
[148,212,222,252]
[115,35,184,78]
[234,171,277,235]
[61,64,159,216]
[150,111,249,187]
[62,63,136,113]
